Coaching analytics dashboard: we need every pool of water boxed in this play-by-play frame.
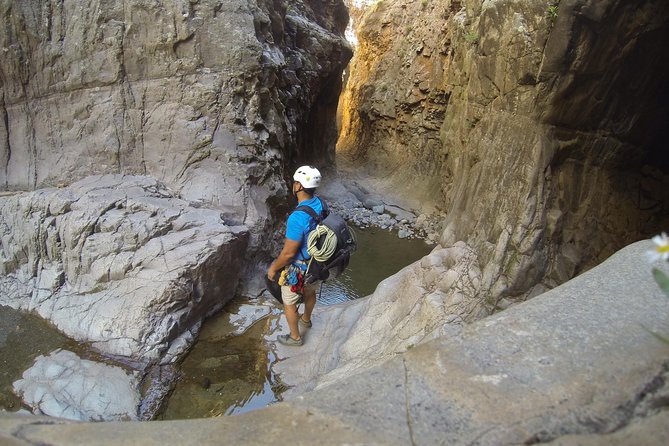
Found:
[0,305,85,412]
[158,299,285,419]
[160,228,434,419]
[319,227,435,304]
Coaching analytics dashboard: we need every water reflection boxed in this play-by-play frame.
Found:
[0,305,83,412]
[319,228,434,304]
[159,300,285,420]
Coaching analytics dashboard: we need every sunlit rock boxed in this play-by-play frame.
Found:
[338,0,669,307]
[13,349,140,421]
[0,175,248,365]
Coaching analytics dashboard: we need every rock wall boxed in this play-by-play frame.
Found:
[338,0,669,304]
[0,0,351,256]
[0,0,352,420]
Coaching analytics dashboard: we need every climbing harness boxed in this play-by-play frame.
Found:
[278,264,305,293]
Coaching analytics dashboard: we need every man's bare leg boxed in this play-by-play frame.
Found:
[301,286,317,324]
[284,303,301,340]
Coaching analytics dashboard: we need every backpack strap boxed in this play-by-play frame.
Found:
[292,197,327,263]
[294,197,327,224]
[320,197,329,218]
[294,204,320,223]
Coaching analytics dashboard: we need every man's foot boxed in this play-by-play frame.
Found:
[298,316,312,329]
[277,334,303,346]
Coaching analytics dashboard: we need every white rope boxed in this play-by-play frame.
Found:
[307,225,338,263]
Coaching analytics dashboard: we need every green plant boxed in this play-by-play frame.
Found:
[654,268,669,295]
[651,233,669,295]
[464,31,479,44]
[547,4,559,22]
[421,0,429,9]
[647,232,669,342]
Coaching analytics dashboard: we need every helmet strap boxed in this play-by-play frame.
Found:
[293,182,304,197]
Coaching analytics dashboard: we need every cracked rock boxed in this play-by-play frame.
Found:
[13,349,140,421]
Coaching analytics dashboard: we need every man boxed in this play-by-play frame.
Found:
[267,165,325,346]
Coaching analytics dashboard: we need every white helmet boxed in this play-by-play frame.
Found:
[293,165,322,188]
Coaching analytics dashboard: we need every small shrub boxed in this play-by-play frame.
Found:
[464,31,479,44]
[547,4,559,22]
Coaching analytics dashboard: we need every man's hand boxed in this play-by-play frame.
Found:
[267,238,301,282]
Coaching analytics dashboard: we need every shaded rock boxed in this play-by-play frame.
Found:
[0,175,248,365]
[384,204,415,222]
[338,0,669,307]
[13,349,139,421]
[0,0,351,201]
[0,0,352,298]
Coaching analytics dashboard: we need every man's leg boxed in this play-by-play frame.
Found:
[284,303,301,341]
[301,284,317,324]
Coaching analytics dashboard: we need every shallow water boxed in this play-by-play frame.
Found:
[319,227,435,304]
[0,305,83,411]
[161,228,434,419]
[159,299,284,419]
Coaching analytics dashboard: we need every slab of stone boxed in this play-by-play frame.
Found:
[1,240,668,444]
[384,204,416,222]
[289,240,669,444]
[0,175,248,364]
[274,241,485,396]
[0,404,383,446]
[13,349,140,422]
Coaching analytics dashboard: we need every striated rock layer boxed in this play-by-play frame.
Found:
[338,0,669,304]
[0,0,352,266]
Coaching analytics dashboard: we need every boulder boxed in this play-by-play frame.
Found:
[0,175,248,365]
[13,349,140,422]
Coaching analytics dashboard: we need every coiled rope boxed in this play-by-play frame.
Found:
[306,225,338,263]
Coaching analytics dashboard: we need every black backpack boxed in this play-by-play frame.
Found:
[295,198,357,284]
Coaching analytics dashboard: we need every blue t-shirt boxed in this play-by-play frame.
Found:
[286,196,324,264]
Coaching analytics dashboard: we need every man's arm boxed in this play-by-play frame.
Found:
[267,238,301,280]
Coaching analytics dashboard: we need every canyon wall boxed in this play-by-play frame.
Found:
[0,0,351,419]
[0,0,351,250]
[339,0,669,304]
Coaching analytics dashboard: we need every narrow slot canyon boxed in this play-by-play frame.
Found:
[1,0,669,444]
